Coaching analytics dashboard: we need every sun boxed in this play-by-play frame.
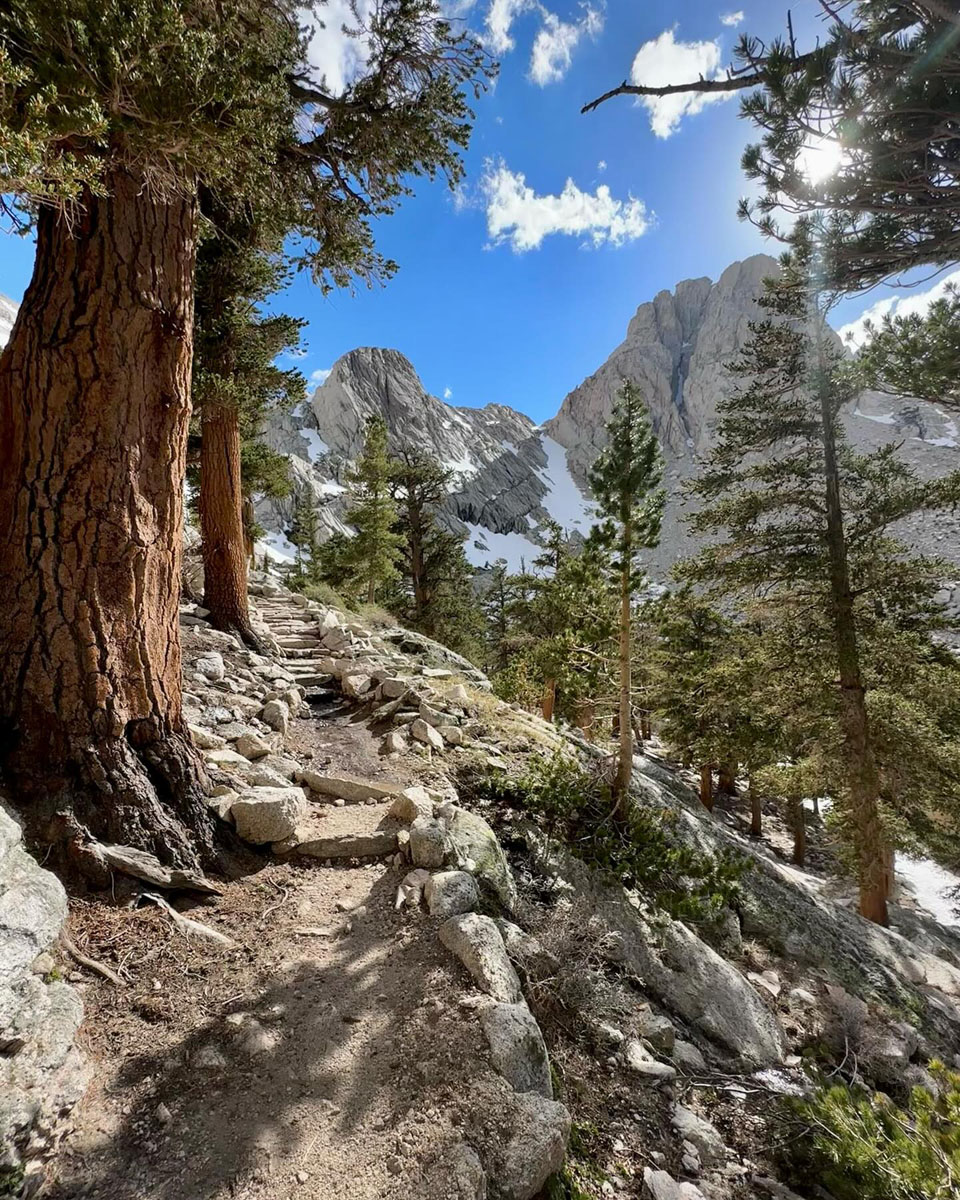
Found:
[796,136,846,184]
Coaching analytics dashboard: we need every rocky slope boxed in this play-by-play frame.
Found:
[257,256,960,580]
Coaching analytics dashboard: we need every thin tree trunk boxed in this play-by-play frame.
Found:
[367,577,376,605]
[614,538,633,812]
[818,351,888,924]
[640,711,652,741]
[812,794,821,819]
[749,776,762,836]
[0,171,214,872]
[200,401,261,649]
[718,761,738,796]
[699,764,714,811]
[790,798,806,866]
[541,678,557,723]
[576,700,595,740]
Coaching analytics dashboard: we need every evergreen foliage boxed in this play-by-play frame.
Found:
[682,264,960,921]
[0,0,494,290]
[852,288,960,411]
[792,1066,960,1200]
[386,447,485,659]
[476,753,745,922]
[344,416,404,604]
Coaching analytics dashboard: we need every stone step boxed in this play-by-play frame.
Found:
[279,647,325,660]
[278,801,400,860]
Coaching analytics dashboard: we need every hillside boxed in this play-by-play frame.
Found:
[8,573,959,1200]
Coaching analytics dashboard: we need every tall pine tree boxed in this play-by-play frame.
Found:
[345,416,404,605]
[684,263,960,924]
[588,381,664,810]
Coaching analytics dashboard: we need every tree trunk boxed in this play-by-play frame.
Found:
[640,711,652,741]
[576,700,595,740]
[0,171,214,872]
[541,678,557,723]
[790,798,806,866]
[718,761,738,796]
[818,353,888,924]
[614,544,634,812]
[242,496,256,562]
[749,780,762,837]
[200,401,261,649]
[699,764,714,811]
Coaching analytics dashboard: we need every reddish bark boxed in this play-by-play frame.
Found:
[200,401,261,649]
[0,170,214,870]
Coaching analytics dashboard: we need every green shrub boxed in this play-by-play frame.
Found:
[791,1065,960,1199]
[478,753,745,921]
[299,580,346,610]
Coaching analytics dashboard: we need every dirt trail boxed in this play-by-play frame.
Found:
[48,601,483,1200]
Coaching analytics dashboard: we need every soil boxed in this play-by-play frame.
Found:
[44,711,490,1200]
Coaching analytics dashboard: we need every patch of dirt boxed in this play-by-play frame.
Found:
[47,714,495,1200]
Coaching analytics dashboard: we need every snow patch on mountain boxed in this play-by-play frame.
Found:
[462,522,541,573]
[538,436,596,534]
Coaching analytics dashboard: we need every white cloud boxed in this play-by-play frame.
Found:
[444,386,454,399]
[838,270,960,349]
[480,158,651,252]
[529,5,603,85]
[305,0,375,96]
[597,159,607,172]
[310,367,332,386]
[720,10,744,26]
[629,28,732,138]
[486,0,536,54]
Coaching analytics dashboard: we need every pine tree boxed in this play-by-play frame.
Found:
[287,488,322,588]
[588,381,664,810]
[387,447,484,659]
[192,214,304,647]
[852,288,960,409]
[583,4,960,291]
[684,264,960,923]
[0,0,492,865]
[481,560,513,675]
[345,416,404,606]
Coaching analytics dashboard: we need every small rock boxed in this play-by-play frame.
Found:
[231,787,307,844]
[194,1044,228,1070]
[479,1001,553,1097]
[342,673,374,699]
[438,913,522,1003]
[671,1104,726,1166]
[411,719,444,750]
[672,1041,707,1072]
[260,698,290,735]
[386,1155,402,1176]
[497,1092,571,1200]
[424,871,480,918]
[440,725,465,746]
[389,785,436,824]
[236,731,272,760]
[195,652,225,681]
[639,1011,676,1054]
[189,723,226,750]
[156,1102,173,1124]
[409,816,448,868]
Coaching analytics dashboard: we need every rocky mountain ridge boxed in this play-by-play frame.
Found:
[256,255,960,578]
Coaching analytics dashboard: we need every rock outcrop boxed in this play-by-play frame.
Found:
[0,804,89,1185]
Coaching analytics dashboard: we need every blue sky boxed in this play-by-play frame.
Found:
[0,1,949,422]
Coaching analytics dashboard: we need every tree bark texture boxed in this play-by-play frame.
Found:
[699,764,714,812]
[0,171,214,870]
[541,678,557,723]
[749,785,763,837]
[818,369,888,924]
[718,762,738,796]
[790,798,806,867]
[200,401,260,648]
